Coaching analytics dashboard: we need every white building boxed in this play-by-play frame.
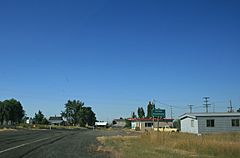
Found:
[179,112,240,134]
[128,118,174,131]
[95,121,108,127]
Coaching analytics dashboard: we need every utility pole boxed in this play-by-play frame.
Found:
[188,105,194,113]
[203,97,211,113]
[170,105,173,119]
[212,103,215,112]
[227,100,233,112]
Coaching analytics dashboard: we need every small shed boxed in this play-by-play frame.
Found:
[95,121,108,128]
[179,112,240,134]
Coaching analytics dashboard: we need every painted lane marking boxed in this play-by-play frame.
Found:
[0,137,51,154]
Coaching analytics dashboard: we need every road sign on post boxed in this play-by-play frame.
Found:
[152,108,166,131]
[152,108,166,118]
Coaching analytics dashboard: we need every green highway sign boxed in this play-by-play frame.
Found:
[152,108,166,118]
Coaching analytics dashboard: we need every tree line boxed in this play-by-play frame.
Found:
[132,101,155,118]
[0,99,25,125]
[0,98,96,127]
[32,100,96,126]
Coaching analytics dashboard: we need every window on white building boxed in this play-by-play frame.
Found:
[145,123,153,127]
[206,119,214,127]
[191,120,194,127]
[232,119,239,127]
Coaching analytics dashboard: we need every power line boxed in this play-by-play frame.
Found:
[188,105,194,113]
[203,97,211,113]
[212,103,215,112]
[227,100,234,112]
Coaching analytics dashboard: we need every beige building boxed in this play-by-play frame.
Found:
[128,118,174,131]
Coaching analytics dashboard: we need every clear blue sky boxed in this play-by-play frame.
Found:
[0,0,240,121]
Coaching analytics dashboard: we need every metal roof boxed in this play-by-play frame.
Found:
[49,116,63,121]
[179,112,240,120]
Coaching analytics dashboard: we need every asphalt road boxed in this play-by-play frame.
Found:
[0,129,125,158]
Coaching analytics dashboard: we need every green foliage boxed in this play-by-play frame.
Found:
[131,112,137,118]
[137,107,145,118]
[125,119,131,128]
[135,126,140,131]
[0,99,25,125]
[237,108,240,112]
[33,110,49,125]
[173,119,181,131]
[61,100,96,126]
[147,101,155,118]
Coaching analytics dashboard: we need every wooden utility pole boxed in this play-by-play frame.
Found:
[228,100,233,112]
[203,97,211,113]
[188,105,194,113]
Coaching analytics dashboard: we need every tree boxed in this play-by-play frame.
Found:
[7,99,25,124]
[0,101,4,125]
[131,112,137,118]
[125,119,131,128]
[61,100,96,126]
[147,101,155,118]
[237,108,240,112]
[61,100,84,125]
[0,99,25,125]
[82,107,96,126]
[33,110,48,124]
[173,119,181,131]
[137,107,145,118]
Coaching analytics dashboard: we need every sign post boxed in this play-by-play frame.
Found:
[152,108,166,118]
[152,108,166,131]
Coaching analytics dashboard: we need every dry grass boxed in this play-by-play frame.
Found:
[0,127,17,132]
[97,132,240,158]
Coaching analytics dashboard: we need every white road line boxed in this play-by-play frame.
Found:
[0,137,51,154]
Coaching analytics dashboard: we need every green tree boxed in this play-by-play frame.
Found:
[0,99,24,125]
[61,100,96,126]
[137,107,145,118]
[7,99,25,124]
[33,110,48,124]
[0,101,4,125]
[173,119,181,131]
[147,101,155,118]
[61,100,84,125]
[125,119,131,128]
[131,112,137,118]
[237,108,240,112]
[82,107,96,126]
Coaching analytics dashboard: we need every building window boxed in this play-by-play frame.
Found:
[191,120,194,127]
[145,123,153,127]
[206,119,215,127]
[232,119,240,127]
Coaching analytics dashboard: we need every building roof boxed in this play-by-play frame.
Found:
[113,119,126,122]
[179,112,240,120]
[49,116,63,121]
[128,118,174,122]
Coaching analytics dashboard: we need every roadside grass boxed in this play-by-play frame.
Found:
[0,127,17,132]
[97,131,240,158]
[16,124,86,130]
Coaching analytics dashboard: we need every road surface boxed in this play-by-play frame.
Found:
[0,129,124,158]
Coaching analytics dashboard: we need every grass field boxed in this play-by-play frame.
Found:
[97,131,240,158]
